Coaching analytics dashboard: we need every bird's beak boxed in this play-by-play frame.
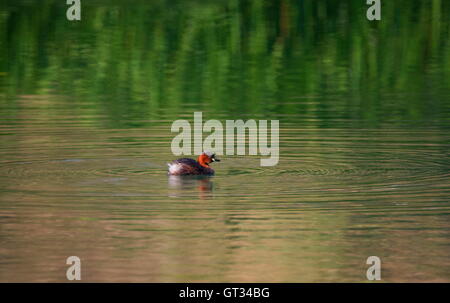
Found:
[212,157,220,162]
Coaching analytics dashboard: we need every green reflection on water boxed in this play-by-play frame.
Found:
[1,0,449,128]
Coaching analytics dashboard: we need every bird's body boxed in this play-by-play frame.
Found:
[168,151,220,176]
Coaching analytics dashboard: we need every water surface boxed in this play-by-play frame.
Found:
[0,0,449,282]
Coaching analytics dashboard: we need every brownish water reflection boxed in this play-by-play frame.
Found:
[0,95,449,282]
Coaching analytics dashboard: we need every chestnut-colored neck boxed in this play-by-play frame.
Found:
[197,154,209,168]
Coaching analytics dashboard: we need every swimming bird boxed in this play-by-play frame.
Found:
[168,151,220,176]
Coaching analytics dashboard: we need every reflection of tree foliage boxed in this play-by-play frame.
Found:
[1,0,449,127]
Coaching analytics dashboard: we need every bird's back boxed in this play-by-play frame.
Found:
[167,158,214,175]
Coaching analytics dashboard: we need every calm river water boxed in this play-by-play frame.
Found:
[0,0,449,282]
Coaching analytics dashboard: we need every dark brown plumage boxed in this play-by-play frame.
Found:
[168,151,220,176]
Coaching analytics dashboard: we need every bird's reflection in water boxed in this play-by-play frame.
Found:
[168,175,213,199]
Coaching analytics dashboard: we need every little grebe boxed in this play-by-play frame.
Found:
[168,151,220,176]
